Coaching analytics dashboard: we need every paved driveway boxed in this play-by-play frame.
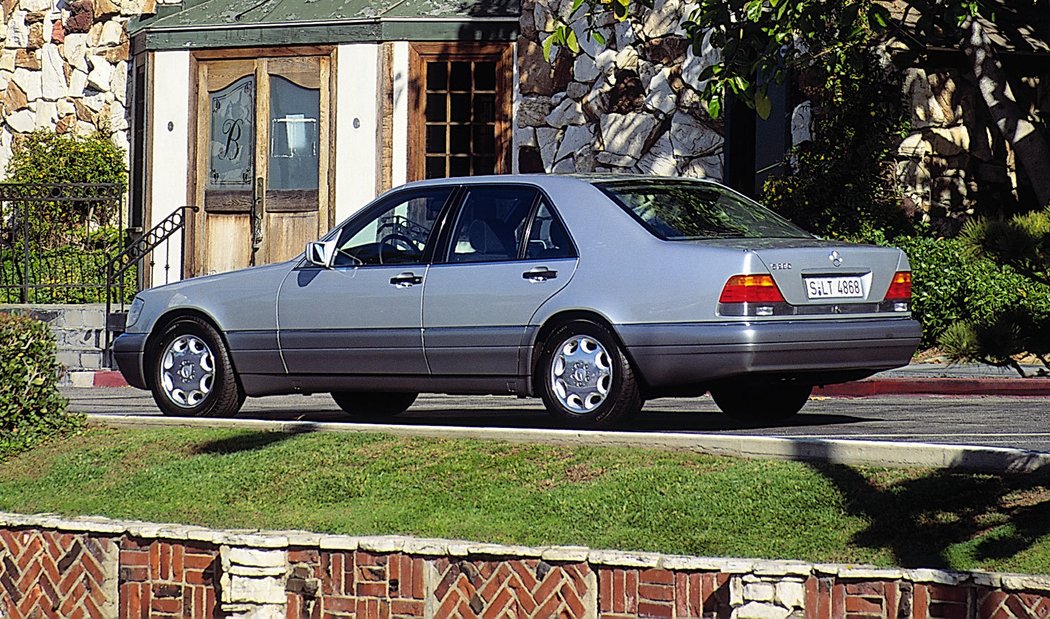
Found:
[65,387,1050,452]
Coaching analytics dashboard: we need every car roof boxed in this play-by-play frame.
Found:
[397,173,725,192]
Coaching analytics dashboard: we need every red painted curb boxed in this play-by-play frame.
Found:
[92,371,130,388]
[815,378,1050,397]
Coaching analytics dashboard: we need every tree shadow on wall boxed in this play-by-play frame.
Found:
[806,460,1050,569]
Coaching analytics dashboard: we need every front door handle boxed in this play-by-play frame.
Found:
[390,272,423,288]
[523,267,557,282]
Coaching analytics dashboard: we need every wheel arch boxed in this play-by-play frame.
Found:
[527,309,647,397]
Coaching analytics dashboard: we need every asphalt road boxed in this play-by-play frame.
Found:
[65,387,1050,452]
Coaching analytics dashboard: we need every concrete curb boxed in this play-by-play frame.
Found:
[87,414,1050,475]
[71,370,1050,397]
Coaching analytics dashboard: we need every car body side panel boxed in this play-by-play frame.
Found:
[423,258,577,375]
[277,265,429,375]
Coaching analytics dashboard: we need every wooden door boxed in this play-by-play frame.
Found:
[192,54,331,275]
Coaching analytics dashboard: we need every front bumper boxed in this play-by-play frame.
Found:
[112,333,149,390]
[618,317,922,390]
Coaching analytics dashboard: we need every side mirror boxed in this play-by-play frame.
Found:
[305,240,335,268]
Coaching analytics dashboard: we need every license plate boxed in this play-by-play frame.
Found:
[805,276,864,300]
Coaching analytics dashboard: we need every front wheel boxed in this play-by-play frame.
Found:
[150,316,244,418]
[709,382,813,424]
[331,392,417,419]
[537,320,641,428]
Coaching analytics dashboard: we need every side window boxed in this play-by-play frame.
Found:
[525,200,575,260]
[332,188,452,267]
[447,186,539,263]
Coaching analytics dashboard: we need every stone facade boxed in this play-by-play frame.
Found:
[3,512,1050,618]
[896,66,1050,225]
[0,303,107,373]
[517,0,724,178]
[0,0,167,175]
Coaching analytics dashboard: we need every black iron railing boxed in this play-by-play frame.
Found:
[0,183,126,304]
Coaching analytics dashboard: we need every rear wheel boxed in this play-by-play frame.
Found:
[709,382,813,424]
[150,316,244,418]
[537,320,641,428]
[331,392,417,418]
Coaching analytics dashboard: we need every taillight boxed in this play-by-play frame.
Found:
[885,272,912,300]
[719,274,785,303]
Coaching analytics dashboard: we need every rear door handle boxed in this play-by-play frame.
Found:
[523,267,557,282]
[390,272,423,288]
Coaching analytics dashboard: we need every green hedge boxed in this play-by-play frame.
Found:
[896,236,1050,349]
[0,313,81,459]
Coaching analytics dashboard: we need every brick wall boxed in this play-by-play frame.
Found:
[1,513,1049,619]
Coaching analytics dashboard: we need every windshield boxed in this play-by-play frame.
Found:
[594,179,812,240]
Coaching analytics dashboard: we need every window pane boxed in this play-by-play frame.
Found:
[474,93,496,123]
[426,125,446,154]
[448,186,538,263]
[426,93,447,122]
[472,156,495,175]
[449,62,471,91]
[474,61,496,90]
[425,156,446,179]
[268,75,320,212]
[333,188,452,266]
[449,125,471,154]
[426,62,448,91]
[206,75,254,210]
[472,125,495,153]
[449,156,471,177]
[450,93,471,122]
[526,200,575,259]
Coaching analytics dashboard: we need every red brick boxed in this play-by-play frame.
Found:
[358,581,388,597]
[930,602,967,619]
[391,598,424,617]
[172,544,184,582]
[600,569,614,612]
[928,585,968,604]
[886,582,899,619]
[637,600,673,618]
[845,595,883,614]
[846,582,885,596]
[149,542,160,579]
[613,569,625,613]
[833,583,846,619]
[638,583,674,602]
[182,552,216,571]
[411,558,425,599]
[325,596,358,612]
[625,569,638,613]
[289,548,320,563]
[640,568,674,585]
[151,596,181,614]
[121,550,149,566]
[915,584,929,619]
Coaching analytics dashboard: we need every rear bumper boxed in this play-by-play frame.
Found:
[112,333,148,390]
[618,318,922,390]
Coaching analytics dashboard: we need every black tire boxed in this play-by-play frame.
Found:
[537,320,641,428]
[709,382,813,424]
[331,392,417,418]
[149,316,244,418]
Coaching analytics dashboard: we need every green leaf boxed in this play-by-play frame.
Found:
[570,0,585,16]
[707,97,722,118]
[542,34,555,61]
[566,28,580,53]
[591,30,606,45]
[754,90,772,119]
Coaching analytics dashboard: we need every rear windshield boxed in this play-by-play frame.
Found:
[594,179,812,241]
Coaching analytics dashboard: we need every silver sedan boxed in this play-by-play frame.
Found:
[114,175,921,427]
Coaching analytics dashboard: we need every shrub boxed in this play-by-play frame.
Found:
[895,235,1050,361]
[0,313,81,459]
[4,131,128,248]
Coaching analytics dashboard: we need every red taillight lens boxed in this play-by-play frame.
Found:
[885,272,912,300]
[719,274,785,303]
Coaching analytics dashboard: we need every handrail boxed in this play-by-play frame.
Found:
[104,205,199,364]
[105,205,199,282]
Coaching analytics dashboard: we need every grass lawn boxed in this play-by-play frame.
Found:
[0,426,1048,575]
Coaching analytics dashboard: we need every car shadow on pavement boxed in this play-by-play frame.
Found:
[243,407,870,432]
[804,459,1050,569]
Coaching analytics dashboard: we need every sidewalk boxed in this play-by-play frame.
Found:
[814,362,1050,397]
[71,362,1050,395]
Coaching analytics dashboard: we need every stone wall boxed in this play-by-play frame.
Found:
[896,66,1050,226]
[0,0,163,174]
[0,303,106,373]
[2,512,1050,618]
[517,0,724,178]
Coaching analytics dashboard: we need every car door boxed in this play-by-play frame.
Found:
[423,185,578,376]
[277,187,454,375]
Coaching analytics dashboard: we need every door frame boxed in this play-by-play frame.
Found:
[186,46,338,278]
[406,42,514,183]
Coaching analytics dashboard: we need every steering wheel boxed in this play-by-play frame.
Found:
[378,234,421,264]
